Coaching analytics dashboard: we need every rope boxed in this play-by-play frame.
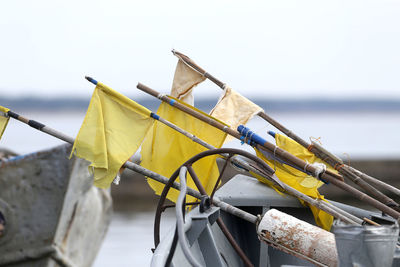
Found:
[342,153,351,166]
[312,162,327,178]
[303,161,329,184]
[335,163,345,172]
[273,146,278,158]
[113,173,121,185]
[307,144,314,152]
[309,136,323,145]
[312,162,329,184]
[303,161,311,173]
[157,93,166,100]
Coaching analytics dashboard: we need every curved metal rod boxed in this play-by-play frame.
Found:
[175,166,202,267]
[187,165,207,195]
[210,154,233,200]
[154,148,268,247]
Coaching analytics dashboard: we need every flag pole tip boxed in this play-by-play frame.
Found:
[85,76,98,85]
[268,131,276,138]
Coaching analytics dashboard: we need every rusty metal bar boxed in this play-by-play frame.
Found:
[187,165,207,196]
[152,148,279,246]
[216,217,254,267]
[210,155,232,200]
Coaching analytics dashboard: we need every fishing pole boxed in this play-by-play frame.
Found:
[2,107,258,224]
[2,85,360,225]
[5,111,74,144]
[84,76,280,188]
[172,49,400,209]
[1,104,346,266]
[136,82,400,220]
[85,77,361,225]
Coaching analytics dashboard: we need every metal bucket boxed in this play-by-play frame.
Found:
[333,220,399,267]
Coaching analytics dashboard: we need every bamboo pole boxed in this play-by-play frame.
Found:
[7,107,360,226]
[84,77,281,188]
[5,89,361,224]
[6,111,75,144]
[172,49,400,209]
[349,167,400,197]
[4,108,259,224]
[136,82,400,220]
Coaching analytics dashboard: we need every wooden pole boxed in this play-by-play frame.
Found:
[6,111,75,144]
[5,107,260,224]
[5,83,361,224]
[172,49,400,210]
[82,78,360,223]
[84,77,281,188]
[136,82,400,220]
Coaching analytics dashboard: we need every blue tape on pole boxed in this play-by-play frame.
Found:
[237,125,267,147]
[268,131,276,138]
[237,125,247,135]
[169,99,176,106]
[150,112,160,120]
[252,133,267,146]
[86,76,98,85]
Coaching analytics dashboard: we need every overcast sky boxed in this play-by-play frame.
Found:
[1,0,400,100]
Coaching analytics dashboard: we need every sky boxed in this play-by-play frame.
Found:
[1,0,400,100]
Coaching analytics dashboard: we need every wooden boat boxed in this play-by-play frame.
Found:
[0,144,112,267]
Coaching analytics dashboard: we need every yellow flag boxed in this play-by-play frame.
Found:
[141,97,227,203]
[0,106,10,140]
[170,59,206,105]
[210,86,263,143]
[71,83,154,188]
[255,134,337,230]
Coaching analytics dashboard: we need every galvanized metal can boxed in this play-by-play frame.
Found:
[333,221,399,267]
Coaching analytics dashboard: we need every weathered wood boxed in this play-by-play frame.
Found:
[170,49,400,216]
[136,82,400,220]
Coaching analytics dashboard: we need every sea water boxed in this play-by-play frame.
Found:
[2,110,399,158]
[1,110,399,265]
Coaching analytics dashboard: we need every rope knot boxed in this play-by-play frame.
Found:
[305,162,329,184]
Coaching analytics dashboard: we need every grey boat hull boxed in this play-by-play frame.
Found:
[0,144,112,267]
